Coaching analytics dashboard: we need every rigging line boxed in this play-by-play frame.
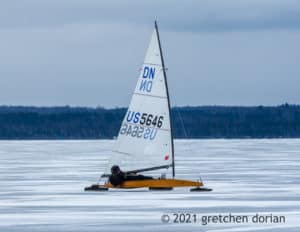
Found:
[97,175,103,184]
[175,107,188,138]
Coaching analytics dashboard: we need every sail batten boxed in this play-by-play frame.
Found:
[117,122,171,131]
[133,92,167,99]
[106,22,173,176]
[143,63,162,66]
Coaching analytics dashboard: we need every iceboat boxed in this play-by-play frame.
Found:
[85,21,212,192]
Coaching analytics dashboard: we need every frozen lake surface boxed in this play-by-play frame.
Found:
[0,139,300,232]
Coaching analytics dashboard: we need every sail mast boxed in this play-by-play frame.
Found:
[154,21,175,178]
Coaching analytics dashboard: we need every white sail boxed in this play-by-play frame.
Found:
[107,24,173,175]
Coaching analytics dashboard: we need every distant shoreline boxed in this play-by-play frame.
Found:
[1,104,300,140]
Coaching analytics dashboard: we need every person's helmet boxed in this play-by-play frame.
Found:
[111,165,121,175]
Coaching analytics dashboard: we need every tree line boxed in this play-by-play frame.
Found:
[0,104,299,139]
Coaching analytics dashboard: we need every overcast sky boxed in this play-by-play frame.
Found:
[1,0,300,108]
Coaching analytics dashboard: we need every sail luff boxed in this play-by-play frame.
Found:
[154,21,175,178]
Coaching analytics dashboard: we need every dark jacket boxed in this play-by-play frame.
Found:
[109,171,125,186]
[109,171,153,186]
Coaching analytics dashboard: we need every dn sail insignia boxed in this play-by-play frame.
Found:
[85,21,212,192]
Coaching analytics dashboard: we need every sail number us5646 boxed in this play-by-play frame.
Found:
[119,111,164,140]
[126,111,164,128]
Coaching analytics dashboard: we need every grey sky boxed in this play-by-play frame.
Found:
[0,0,300,107]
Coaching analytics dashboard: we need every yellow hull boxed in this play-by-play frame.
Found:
[102,178,203,189]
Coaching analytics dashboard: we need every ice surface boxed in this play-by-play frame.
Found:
[0,139,300,232]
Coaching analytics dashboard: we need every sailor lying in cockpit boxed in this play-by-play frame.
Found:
[109,165,153,186]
